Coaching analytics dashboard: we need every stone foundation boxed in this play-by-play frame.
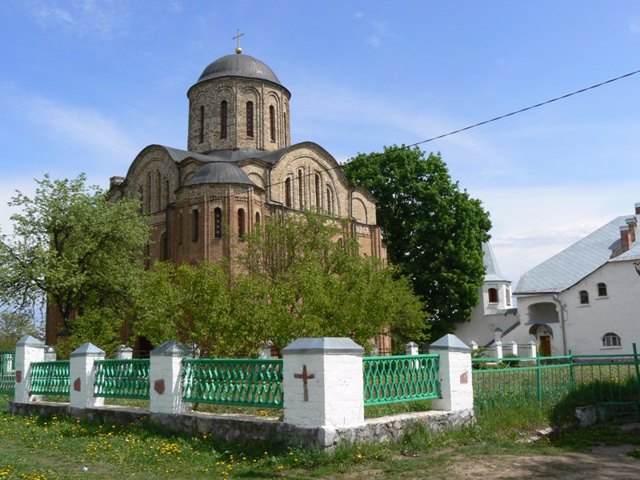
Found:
[9,401,473,449]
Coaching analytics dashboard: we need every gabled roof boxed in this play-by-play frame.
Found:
[483,242,509,282]
[515,214,639,294]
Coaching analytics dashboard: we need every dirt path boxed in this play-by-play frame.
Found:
[445,445,640,480]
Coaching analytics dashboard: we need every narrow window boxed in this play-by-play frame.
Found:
[214,207,222,238]
[315,173,321,208]
[298,169,304,208]
[246,101,254,137]
[192,209,199,242]
[283,112,288,145]
[165,179,170,206]
[255,211,261,226]
[579,290,589,305]
[156,171,161,211]
[285,178,292,208]
[488,288,498,303]
[199,105,205,143]
[269,105,276,142]
[146,172,151,213]
[138,186,143,214]
[602,332,621,348]
[326,187,332,214]
[598,282,607,297]
[238,208,245,239]
[220,101,228,139]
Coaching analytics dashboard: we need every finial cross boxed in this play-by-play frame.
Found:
[233,29,245,50]
[293,364,315,402]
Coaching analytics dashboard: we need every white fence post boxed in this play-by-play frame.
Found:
[115,345,133,360]
[150,340,188,414]
[495,341,503,359]
[405,341,419,356]
[258,341,273,359]
[429,334,473,412]
[44,346,57,362]
[14,335,45,404]
[70,343,105,409]
[510,341,518,357]
[282,338,365,447]
[529,340,537,358]
[470,341,478,352]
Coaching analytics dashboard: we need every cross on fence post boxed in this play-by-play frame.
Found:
[293,364,315,402]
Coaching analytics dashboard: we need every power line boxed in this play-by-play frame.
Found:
[261,67,640,190]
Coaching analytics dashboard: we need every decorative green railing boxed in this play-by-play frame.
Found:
[29,360,70,396]
[0,350,15,395]
[473,348,640,414]
[182,358,283,408]
[363,354,441,406]
[94,359,150,400]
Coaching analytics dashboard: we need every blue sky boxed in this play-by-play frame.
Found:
[1,0,639,286]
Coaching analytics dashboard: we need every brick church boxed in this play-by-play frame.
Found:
[47,46,389,353]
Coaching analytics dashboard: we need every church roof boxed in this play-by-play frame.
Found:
[185,162,255,187]
[515,214,640,294]
[483,242,509,282]
[195,53,288,92]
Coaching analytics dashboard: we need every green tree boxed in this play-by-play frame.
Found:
[134,213,425,356]
[0,311,40,350]
[343,146,491,337]
[0,174,148,346]
[238,212,425,351]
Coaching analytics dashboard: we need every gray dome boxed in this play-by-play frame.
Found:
[186,162,255,187]
[197,53,283,87]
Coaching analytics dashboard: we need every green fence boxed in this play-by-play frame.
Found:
[94,359,150,400]
[182,358,284,408]
[0,350,15,395]
[473,346,640,416]
[29,360,70,396]
[363,354,441,406]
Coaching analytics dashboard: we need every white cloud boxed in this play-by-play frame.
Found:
[353,12,391,47]
[472,182,639,287]
[24,0,131,39]
[14,92,138,161]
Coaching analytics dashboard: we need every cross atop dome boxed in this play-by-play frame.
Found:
[233,29,244,54]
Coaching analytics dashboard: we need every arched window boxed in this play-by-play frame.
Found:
[283,112,288,145]
[192,209,199,242]
[488,288,498,303]
[602,332,621,348]
[214,207,222,238]
[246,101,254,137]
[285,178,292,208]
[326,186,333,214]
[597,282,607,297]
[315,173,321,208]
[255,211,261,226]
[199,105,205,144]
[156,171,161,211]
[138,185,143,214]
[579,290,589,305]
[220,101,228,139]
[298,169,304,208]
[146,172,151,213]
[269,105,276,142]
[237,208,245,239]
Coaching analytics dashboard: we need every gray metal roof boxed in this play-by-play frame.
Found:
[483,242,509,282]
[195,53,287,92]
[186,162,256,187]
[159,145,289,166]
[515,214,639,294]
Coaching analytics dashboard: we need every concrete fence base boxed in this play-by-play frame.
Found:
[8,401,474,449]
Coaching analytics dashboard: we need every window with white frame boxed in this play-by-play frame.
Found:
[602,332,621,348]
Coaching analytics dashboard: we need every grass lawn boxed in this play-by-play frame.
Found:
[1,395,639,479]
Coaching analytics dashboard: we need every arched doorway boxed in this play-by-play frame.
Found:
[529,324,553,356]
